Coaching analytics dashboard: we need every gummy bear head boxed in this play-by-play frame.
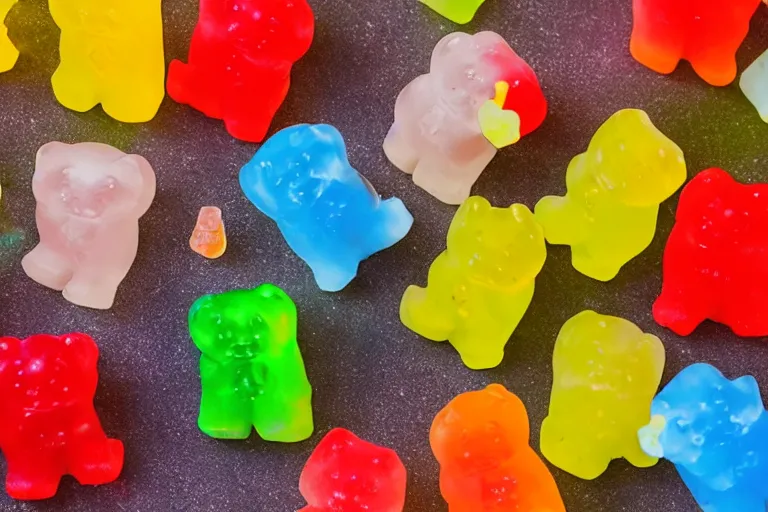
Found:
[240,124,370,220]
[638,363,766,490]
[583,109,686,208]
[188,284,297,365]
[200,0,314,62]
[0,333,100,416]
[430,32,513,120]
[431,384,529,473]
[33,142,156,222]
[447,196,546,289]
[299,428,407,512]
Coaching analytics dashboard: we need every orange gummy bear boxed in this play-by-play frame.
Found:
[430,384,565,512]
[190,206,226,259]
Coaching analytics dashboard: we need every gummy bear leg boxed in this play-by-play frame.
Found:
[102,80,163,124]
[382,125,419,174]
[253,396,314,443]
[540,417,609,480]
[677,466,761,512]
[629,22,683,75]
[310,262,358,292]
[533,195,577,245]
[166,59,192,104]
[412,160,472,205]
[652,291,705,336]
[198,391,252,439]
[400,285,455,341]
[5,453,61,500]
[688,48,739,87]
[62,272,120,310]
[365,198,413,255]
[622,436,659,469]
[571,246,622,282]
[450,329,505,370]
[51,62,99,113]
[69,438,124,486]
[21,243,74,291]
[224,115,271,143]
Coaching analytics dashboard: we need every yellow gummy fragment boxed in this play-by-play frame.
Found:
[478,81,521,149]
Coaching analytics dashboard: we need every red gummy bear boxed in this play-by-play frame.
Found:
[167,0,315,143]
[0,333,124,500]
[630,0,761,86]
[299,428,407,512]
[654,168,768,336]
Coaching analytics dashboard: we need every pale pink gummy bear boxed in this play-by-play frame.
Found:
[22,142,156,310]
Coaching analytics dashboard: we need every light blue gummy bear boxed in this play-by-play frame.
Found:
[239,124,414,292]
[740,50,768,123]
[638,363,768,512]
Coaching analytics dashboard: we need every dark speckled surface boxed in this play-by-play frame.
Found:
[0,0,767,511]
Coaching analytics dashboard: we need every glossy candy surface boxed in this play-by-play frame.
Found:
[299,428,407,512]
[654,168,768,336]
[21,142,156,310]
[535,109,686,281]
[188,284,313,441]
[741,50,768,123]
[638,363,768,511]
[240,124,413,292]
[630,0,761,86]
[541,310,665,479]
[167,0,314,142]
[49,0,165,122]
[0,0,18,73]
[431,384,566,512]
[190,206,226,259]
[400,196,546,370]
[419,0,487,24]
[0,333,124,500]
[383,31,546,204]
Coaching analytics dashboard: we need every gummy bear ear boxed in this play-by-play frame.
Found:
[430,32,469,69]
[63,333,100,372]
[732,375,762,402]
[111,154,157,218]
[34,141,72,203]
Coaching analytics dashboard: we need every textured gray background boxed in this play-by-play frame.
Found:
[0,0,767,510]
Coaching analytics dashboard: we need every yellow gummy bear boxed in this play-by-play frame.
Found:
[0,0,18,73]
[400,196,546,370]
[419,0,487,24]
[540,310,666,479]
[534,109,686,281]
[49,0,165,123]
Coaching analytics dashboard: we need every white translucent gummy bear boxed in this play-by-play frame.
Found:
[384,32,509,205]
[22,142,156,309]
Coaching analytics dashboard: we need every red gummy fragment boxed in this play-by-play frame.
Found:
[166,0,315,143]
[654,168,768,336]
[0,333,124,500]
[299,428,407,512]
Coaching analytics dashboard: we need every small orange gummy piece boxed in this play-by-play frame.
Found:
[430,384,566,512]
[190,206,226,259]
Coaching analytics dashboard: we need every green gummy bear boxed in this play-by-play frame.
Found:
[419,0,487,24]
[188,284,313,442]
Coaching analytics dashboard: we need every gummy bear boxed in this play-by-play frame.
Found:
[188,284,313,441]
[630,0,761,86]
[383,31,547,205]
[298,428,407,512]
[431,384,566,512]
[654,168,768,337]
[400,196,546,370]
[48,0,166,122]
[535,109,686,281]
[21,142,156,310]
[190,206,226,259]
[0,0,18,73]
[0,333,124,500]
[419,0,487,24]
[240,124,414,292]
[638,363,768,512]
[540,310,665,480]
[741,50,768,123]
[167,0,314,143]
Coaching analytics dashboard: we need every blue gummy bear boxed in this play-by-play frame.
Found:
[239,124,414,292]
[740,50,768,123]
[638,363,768,512]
